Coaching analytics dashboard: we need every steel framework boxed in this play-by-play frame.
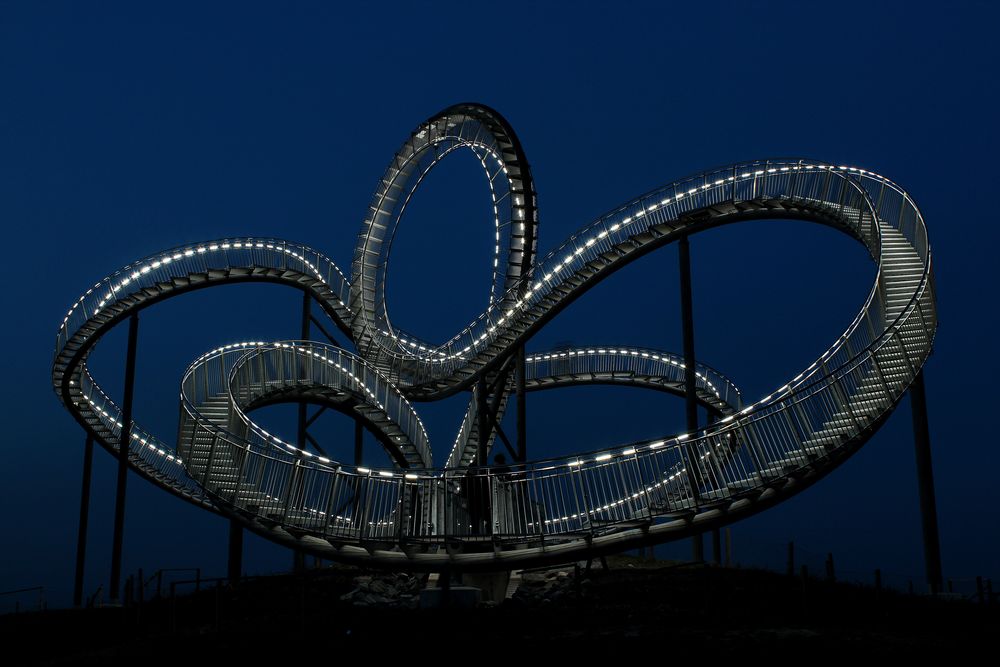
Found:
[54,103,939,590]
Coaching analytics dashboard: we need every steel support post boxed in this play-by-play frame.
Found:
[291,293,311,572]
[516,345,527,462]
[73,435,94,607]
[297,291,310,450]
[110,313,139,603]
[475,376,491,536]
[476,376,489,467]
[909,369,943,594]
[227,519,243,585]
[679,236,703,562]
[705,412,721,565]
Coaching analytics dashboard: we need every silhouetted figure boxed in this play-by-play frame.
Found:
[492,453,511,476]
[463,465,490,536]
[491,454,517,535]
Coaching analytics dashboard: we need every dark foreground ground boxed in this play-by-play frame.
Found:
[3,555,996,662]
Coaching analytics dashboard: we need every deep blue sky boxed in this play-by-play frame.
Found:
[2,2,997,607]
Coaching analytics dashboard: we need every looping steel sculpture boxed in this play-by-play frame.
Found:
[53,103,936,570]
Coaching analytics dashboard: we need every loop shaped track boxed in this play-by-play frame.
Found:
[350,103,538,369]
[53,104,936,570]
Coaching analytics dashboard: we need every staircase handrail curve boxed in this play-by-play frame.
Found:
[353,160,920,403]
[52,131,936,567]
[377,138,518,355]
[442,344,745,470]
[177,342,431,471]
[224,341,432,468]
[178,159,934,552]
[74,363,217,508]
[53,236,353,369]
[350,102,538,369]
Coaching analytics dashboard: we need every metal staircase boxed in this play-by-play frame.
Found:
[53,105,935,572]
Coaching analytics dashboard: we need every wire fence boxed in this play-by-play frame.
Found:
[742,539,996,603]
[0,586,46,614]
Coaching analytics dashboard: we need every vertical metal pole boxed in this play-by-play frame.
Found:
[73,435,94,607]
[909,369,943,594]
[706,411,721,565]
[110,313,139,603]
[475,376,490,536]
[297,292,311,450]
[516,346,527,463]
[293,292,310,572]
[476,376,489,467]
[354,420,364,466]
[678,235,703,562]
[227,519,243,585]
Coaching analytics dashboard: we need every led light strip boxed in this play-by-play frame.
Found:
[51,102,933,567]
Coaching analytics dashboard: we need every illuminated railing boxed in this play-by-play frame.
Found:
[166,159,934,550]
[52,145,935,563]
[353,160,928,405]
[54,237,351,373]
[178,341,432,470]
[443,346,744,469]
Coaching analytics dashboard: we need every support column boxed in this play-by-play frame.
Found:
[909,369,943,594]
[706,411,721,565]
[297,292,311,450]
[73,435,94,607]
[476,376,489,467]
[516,346,527,463]
[227,519,243,585]
[678,236,703,562]
[474,376,490,536]
[293,292,310,572]
[354,420,364,466]
[110,313,139,603]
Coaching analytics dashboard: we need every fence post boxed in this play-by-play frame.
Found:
[170,582,177,635]
[124,575,133,607]
[787,541,795,576]
[214,581,222,631]
[800,565,809,613]
[825,553,835,582]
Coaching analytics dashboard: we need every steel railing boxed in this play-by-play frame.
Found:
[53,154,935,565]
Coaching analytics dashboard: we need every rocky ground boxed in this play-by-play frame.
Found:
[338,570,423,608]
[3,555,996,662]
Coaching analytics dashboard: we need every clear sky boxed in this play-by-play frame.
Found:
[1,1,997,607]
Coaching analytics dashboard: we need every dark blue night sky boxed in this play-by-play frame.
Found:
[1,2,997,607]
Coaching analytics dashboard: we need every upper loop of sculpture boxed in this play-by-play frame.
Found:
[349,103,538,373]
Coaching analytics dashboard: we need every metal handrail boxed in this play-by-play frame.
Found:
[52,143,935,566]
[356,161,923,396]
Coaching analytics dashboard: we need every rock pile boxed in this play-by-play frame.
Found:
[339,572,424,608]
[511,568,587,606]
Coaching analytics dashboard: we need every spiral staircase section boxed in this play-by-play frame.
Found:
[53,103,936,571]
